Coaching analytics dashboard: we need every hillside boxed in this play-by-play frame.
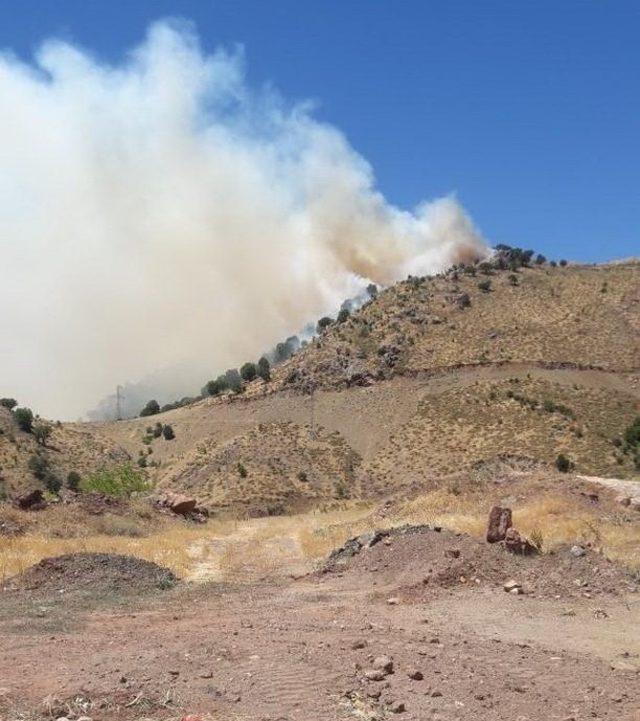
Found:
[2,258,639,514]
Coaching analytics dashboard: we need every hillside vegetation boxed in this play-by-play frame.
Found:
[2,258,639,514]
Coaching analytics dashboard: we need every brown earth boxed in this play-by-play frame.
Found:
[1,529,639,721]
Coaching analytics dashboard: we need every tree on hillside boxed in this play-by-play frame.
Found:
[317,316,333,333]
[240,362,257,382]
[32,420,53,447]
[225,368,243,393]
[139,400,160,417]
[0,398,17,410]
[13,407,34,433]
[257,356,271,382]
[366,283,378,298]
[337,308,351,324]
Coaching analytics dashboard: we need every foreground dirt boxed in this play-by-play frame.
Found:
[1,529,639,720]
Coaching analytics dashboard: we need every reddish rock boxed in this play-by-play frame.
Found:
[486,506,512,543]
[158,492,197,515]
[504,528,538,556]
[15,489,46,511]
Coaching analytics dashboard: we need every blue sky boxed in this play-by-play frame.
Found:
[1,0,638,262]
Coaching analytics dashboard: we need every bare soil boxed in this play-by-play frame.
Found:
[1,532,639,720]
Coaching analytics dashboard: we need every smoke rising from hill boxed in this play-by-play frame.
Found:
[0,21,487,419]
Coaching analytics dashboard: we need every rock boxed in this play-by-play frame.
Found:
[389,701,406,713]
[351,639,367,650]
[486,506,512,543]
[15,489,46,511]
[387,597,400,605]
[503,579,522,593]
[504,528,538,556]
[364,669,388,682]
[407,669,424,680]
[372,655,394,673]
[616,495,631,507]
[570,545,586,558]
[629,497,640,511]
[158,492,197,516]
[444,548,460,559]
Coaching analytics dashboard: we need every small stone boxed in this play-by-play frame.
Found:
[364,669,388,682]
[389,700,406,713]
[373,655,394,673]
[431,690,443,697]
[444,548,460,559]
[351,639,367,650]
[503,579,521,593]
[570,545,586,558]
[387,597,400,605]
[615,495,631,507]
[408,669,424,680]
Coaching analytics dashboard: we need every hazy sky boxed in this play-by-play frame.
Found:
[1,0,638,263]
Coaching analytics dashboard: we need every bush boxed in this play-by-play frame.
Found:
[550,260,557,267]
[32,420,53,447]
[508,274,519,286]
[316,316,333,333]
[337,308,351,324]
[559,259,568,267]
[28,453,48,480]
[153,422,163,438]
[535,254,546,265]
[44,472,62,494]
[13,407,34,433]
[140,400,160,417]
[555,454,573,473]
[624,417,640,448]
[237,462,247,478]
[162,424,175,440]
[67,471,81,491]
[477,280,492,293]
[257,356,271,382]
[0,398,17,410]
[223,368,242,393]
[240,362,257,382]
[457,292,471,309]
[80,464,150,497]
[366,283,378,298]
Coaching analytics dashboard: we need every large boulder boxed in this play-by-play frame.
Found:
[157,492,197,516]
[486,505,512,543]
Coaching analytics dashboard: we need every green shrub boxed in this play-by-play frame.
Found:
[32,420,53,446]
[366,283,378,298]
[559,259,568,267]
[140,400,160,417]
[162,424,175,440]
[44,472,62,494]
[80,464,150,497]
[240,362,257,382]
[257,356,271,382]
[477,280,492,293]
[555,454,573,473]
[237,462,247,478]
[0,398,17,411]
[317,316,333,333]
[623,417,640,447]
[28,453,48,480]
[508,274,519,286]
[153,422,163,438]
[67,471,81,491]
[13,407,34,433]
[337,308,351,324]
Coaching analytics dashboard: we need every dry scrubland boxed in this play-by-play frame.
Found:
[1,258,640,721]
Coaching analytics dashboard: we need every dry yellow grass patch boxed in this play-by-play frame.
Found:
[0,519,239,582]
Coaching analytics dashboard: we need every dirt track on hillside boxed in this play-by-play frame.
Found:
[93,362,640,466]
[1,527,639,721]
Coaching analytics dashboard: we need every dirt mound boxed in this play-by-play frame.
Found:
[324,525,638,600]
[3,552,177,595]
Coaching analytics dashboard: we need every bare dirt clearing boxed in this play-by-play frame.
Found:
[1,526,639,721]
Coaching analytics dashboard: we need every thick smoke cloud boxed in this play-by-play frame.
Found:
[0,21,487,419]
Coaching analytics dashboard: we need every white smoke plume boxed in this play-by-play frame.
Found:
[0,20,487,419]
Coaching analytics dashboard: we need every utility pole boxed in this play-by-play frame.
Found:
[115,385,124,421]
